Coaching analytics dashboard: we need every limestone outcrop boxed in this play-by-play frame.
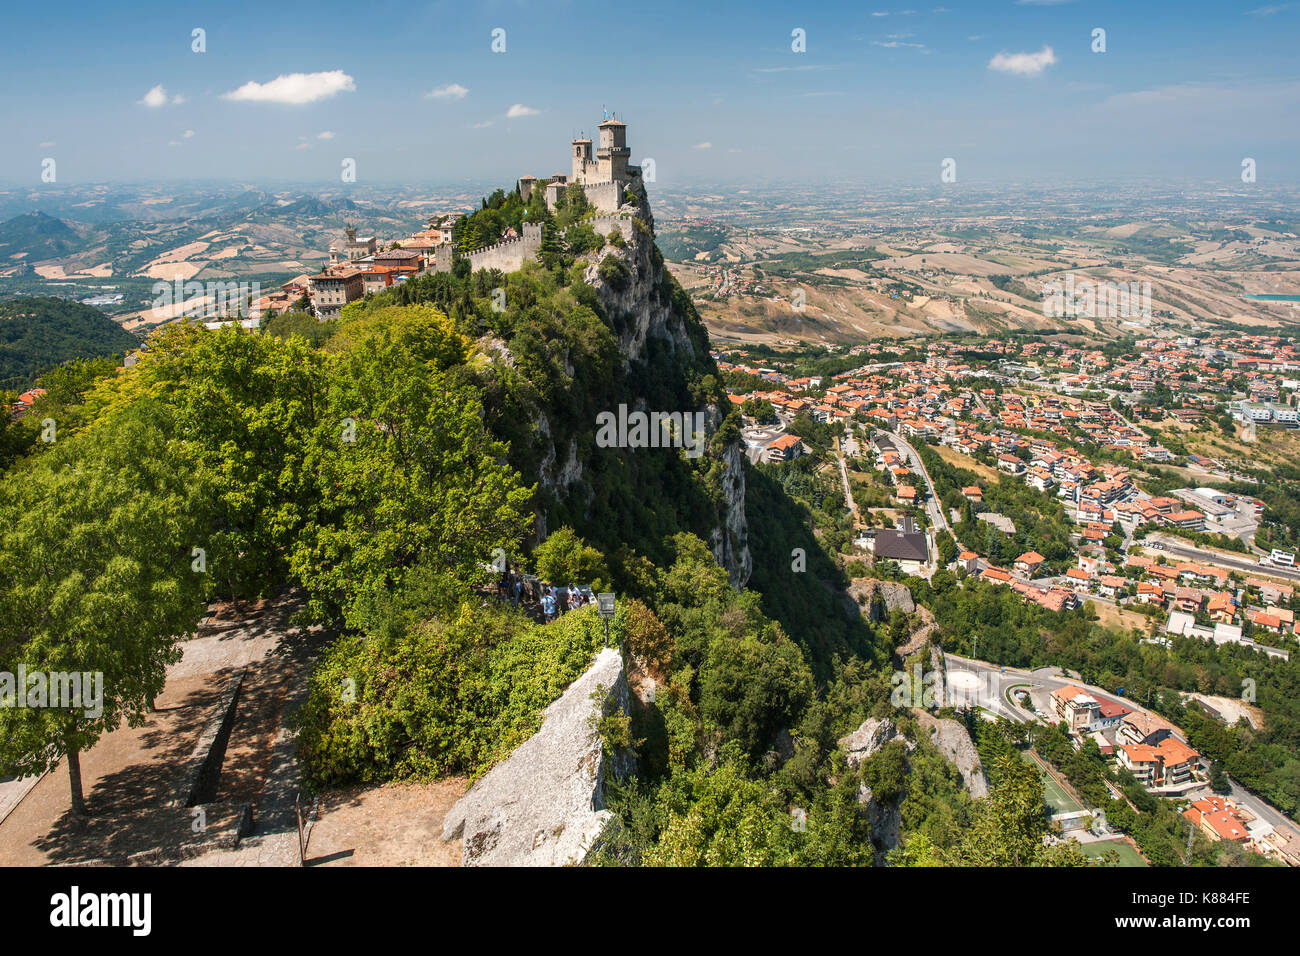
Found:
[441,647,634,866]
[838,714,908,861]
[911,709,989,798]
[857,787,902,859]
[839,716,911,769]
[710,441,753,588]
[846,579,915,620]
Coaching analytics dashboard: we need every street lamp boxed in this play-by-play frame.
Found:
[597,592,616,646]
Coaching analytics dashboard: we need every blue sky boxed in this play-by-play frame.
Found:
[2,0,1298,187]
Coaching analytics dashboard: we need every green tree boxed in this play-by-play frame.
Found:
[942,754,1093,866]
[644,762,799,866]
[532,526,611,588]
[0,389,37,469]
[0,400,208,814]
[291,306,533,626]
[137,323,329,599]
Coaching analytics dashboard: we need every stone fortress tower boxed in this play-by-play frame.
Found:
[540,112,641,214]
[440,112,647,274]
[571,135,596,184]
[595,116,631,184]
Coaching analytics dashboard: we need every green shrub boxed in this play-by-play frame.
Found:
[598,254,631,291]
[293,602,611,787]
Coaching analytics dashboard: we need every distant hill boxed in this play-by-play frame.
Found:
[247,196,359,221]
[0,211,83,261]
[0,297,138,388]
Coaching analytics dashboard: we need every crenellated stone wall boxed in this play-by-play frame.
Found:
[465,223,544,273]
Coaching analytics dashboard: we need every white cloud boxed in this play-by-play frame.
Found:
[1247,3,1297,15]
[506,103,539,118]
[183,129,195,139]
[1095,79,1300,113]
[140,85,170,108]
[426,83,468,100]
[171,94,185,105]
[294,142,313,150]
[317,130,335,140]
[692,141,713,150]
[222,70,355,105]
[39,140,55,148]
[472,120,494,129]
[988,45,1057,76]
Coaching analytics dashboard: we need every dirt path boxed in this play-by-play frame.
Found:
[0,591,319,866]
[303,780,469,867]
[0,673,223,865]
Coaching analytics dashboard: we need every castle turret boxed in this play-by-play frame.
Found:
[596,117,630,183]
[571,137,594,184]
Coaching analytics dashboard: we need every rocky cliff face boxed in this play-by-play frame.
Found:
[845,579,916,621]
[531,193,751,587]
[910,709,989,799]
[840,716,910,769]
[710,442,752,588]
[441,647,634,866]
[583,210,691,363]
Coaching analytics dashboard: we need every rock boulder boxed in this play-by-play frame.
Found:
[839,716,910,769]
[911,708,989,798]
[441,647,634,866]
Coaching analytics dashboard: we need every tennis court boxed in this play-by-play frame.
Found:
[1022,751,1083,813]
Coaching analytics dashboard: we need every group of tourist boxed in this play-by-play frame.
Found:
[492,568,596,622]
[539,583,596,622]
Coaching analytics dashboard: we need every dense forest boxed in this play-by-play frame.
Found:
[0,296,138,389]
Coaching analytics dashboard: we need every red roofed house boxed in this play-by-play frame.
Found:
[1118,743,1163,786]
[1136,581,1164,604]
[765,433,805,463]
[1184,797,1251,844]
[1064,567,1092,590]
[1051,685,1100,732]
[1166,509,1206,532]
[1118,733,1202,789]
[1249,609,1284,635]
[981,567,1013,585]
[1014,551,1046,578]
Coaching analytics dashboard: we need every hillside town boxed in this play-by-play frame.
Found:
[722,331,1299,625]
[714,328,1300,865]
